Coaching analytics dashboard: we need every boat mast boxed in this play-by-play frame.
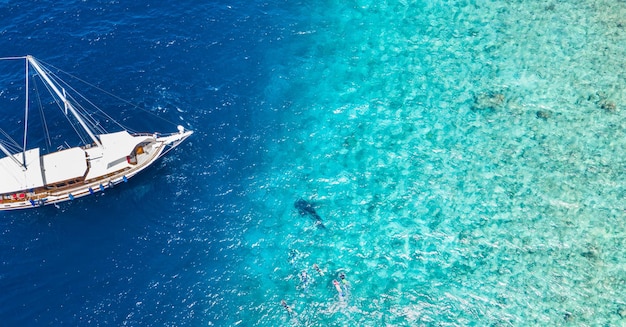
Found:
[23,58,29,166]
[26,55,102,147]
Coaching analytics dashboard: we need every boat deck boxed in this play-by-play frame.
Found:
[0,139,166,210]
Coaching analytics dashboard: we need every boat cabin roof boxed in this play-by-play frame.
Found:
[0,148,44,194]
[84,131,150,180]
[41,147,88,185]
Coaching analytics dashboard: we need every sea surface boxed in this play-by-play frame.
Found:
[1,0,626,326]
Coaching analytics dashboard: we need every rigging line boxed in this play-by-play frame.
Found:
[59,100,89,146]
[0,129,20,149]
[0,139,21,155]
[29,56,100,147]
[52,71,126,132]
[0,56,27,61]
[0,139,21,154]
[63,91,107,135]
[62,108,89,146]
[38,58,182,127]
[37,73,88,146]
[32,75,52,149]
[72,92,113,135]
[44,67,118,132]
[78,104,107,135]
[69,88,122,132]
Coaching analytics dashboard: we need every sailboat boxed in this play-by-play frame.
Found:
[0,55,193,210]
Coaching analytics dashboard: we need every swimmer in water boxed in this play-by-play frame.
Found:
[313,263,324,276]
[300,270,309,286]
[288,249,300,265]
[338,272,350,294]
[332,279,345,298]
[281,300,294,315]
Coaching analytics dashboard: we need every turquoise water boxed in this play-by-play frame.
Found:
[1,0,626,325]
[241,1,626,325]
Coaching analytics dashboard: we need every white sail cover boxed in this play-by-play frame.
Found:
[0,148,44,194]
[41,147,88,184]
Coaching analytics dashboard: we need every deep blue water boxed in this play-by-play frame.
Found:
[3,0,626,326]
[0,0,291,325]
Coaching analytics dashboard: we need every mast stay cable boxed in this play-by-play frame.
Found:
[37,58,181,128]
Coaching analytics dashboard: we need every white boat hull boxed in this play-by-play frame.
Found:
[0,129,193,211]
